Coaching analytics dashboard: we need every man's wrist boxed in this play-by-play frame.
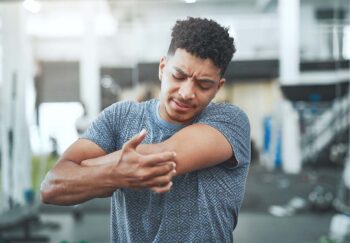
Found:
[100,162,121,190]
[81,150,122,166]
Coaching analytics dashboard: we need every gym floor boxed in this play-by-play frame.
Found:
[10,163,343,243]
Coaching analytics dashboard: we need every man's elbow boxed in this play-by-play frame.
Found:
[40,188,51,204]
[40,183,52,204]
[40,174,57,204]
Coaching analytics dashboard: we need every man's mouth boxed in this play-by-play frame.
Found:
[171,99,193,112]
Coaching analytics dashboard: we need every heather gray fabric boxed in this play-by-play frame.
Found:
[82,99,251,243]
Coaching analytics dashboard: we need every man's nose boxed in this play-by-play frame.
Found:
[178,80,195,100]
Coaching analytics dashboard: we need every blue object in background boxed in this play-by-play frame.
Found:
[274,129,282,168]
[263,116,272,154]
[309,93,321,114]
[24,188,34,205]
[263,116,282,169]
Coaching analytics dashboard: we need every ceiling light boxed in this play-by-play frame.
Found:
[184,0,197,3]
[23,0,41,14]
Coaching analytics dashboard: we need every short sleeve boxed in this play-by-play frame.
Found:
[195,103,251,167]
[81,101,128,153]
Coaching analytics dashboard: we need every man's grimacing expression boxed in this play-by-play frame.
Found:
[158,48,225,125]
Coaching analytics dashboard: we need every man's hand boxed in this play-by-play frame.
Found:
[83,129,177,193]
[41,130,176,205]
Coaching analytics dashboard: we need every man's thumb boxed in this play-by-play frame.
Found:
[124,129,147,149]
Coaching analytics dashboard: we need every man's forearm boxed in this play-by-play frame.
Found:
[41,159,117,206]
[77,125,234,179]
[41,134,176,205]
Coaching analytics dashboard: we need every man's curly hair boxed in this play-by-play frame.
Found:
[167,17,236,76]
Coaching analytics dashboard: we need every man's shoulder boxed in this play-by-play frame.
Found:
[109,99,154,108]
[106,99,156,114]
[201,102,249,121]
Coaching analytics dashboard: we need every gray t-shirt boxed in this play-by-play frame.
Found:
[82,99,250,243]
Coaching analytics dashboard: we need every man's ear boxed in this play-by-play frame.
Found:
[159,56,166,81]
[217,78,226,91]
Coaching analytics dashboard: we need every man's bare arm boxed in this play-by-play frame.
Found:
[137,124,235,176]
[83,124,234,175]
[40,130,176,206]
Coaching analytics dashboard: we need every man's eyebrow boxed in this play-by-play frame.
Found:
[173,66,189,77]
[196,78,216,84]
[173,66,217,84]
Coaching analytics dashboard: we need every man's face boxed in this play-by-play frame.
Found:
[158,48,225,125]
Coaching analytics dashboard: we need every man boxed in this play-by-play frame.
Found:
[41,17,251,242]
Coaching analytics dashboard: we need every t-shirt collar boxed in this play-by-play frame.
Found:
[155,100,186,130]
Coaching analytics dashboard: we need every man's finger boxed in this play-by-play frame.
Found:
[123,129,147,150]
[139,163,176,181]
[142,169,176,187]
[151,182,173,194]
[141,152,177,167]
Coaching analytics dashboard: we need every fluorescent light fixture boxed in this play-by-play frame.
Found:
[23,0,41,14]
[27,14,84,37]
[184,0,197,3]
[343,25,350,59]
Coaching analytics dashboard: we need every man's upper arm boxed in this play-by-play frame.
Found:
[161,124,233,175]
[139,104,251,175]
